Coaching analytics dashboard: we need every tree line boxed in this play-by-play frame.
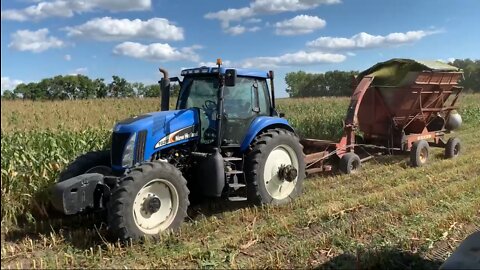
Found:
[1,75,179,100]
[285,59,480,97]
[2,59,479,100]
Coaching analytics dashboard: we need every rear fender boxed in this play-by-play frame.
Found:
[240,116,295,152]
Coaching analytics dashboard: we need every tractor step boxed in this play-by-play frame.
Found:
[228,196,248,202]
[226,170,243,175]
[228,183,246,188]
[224,157,242,161]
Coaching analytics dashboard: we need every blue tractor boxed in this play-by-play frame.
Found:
[51,60,305,240]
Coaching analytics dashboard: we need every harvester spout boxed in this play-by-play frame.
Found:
[159,68,170,111]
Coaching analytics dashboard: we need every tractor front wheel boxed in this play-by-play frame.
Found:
[410,140,430,167]
[245,129,305,205]
[107,161,189,241]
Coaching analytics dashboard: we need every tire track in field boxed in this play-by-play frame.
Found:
[234,169,479,267]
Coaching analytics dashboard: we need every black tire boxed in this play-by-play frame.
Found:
[244,129,305,205]
[339,152,361,174]
[58,150,111,182]
[107,161,189,241]
[410,140,430,167]
[445,137,461,159]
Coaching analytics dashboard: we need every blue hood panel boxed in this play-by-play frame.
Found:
[113,109,199,166]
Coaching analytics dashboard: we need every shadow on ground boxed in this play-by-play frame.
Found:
[3,195,252,250]
[316,248,444,270]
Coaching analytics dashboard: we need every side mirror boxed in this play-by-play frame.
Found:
[225,69,236,87]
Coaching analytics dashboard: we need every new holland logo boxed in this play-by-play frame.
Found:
[154,125,199,149]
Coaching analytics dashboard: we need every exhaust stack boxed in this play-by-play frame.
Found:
[159,68,170,111]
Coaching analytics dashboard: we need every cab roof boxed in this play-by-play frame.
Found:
[181,67,270,79]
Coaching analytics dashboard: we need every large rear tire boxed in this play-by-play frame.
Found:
[244,129,305,205]
[107,161,189,241]
[58,150,112,182]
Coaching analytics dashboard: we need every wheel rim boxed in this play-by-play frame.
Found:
[132,179,179,234]
[453,143,460,156]
[419,147,428,164]
[263,144,299,200]
[349,159,360,172]
[86,165,111,175]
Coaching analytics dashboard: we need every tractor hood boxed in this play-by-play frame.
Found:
[111,108,200,169]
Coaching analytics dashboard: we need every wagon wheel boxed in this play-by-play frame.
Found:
[445,137,461,159]
[339,152,361,174]
[410,140,430,167]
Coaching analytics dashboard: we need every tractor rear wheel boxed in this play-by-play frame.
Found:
[445,137,461,159]
[410,140,430,167]
[58,150,112,182]
[339,152,361,174]
[107,161,189,241]
[245,129,305,205]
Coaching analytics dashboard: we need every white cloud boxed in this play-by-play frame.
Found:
[224,25,261,35]
[246,18,262,24]
[8,28,64,53]
[307,30,439,50]
[64,54,71,61]
[113,42,201,62]
[70,67,88,75]
[205,0,340,29]
[240,51,346,68]
[275,15,326,35]
[1,77,23,92]
[65,17,184,41]
[1,0,151,21]
[199,60,232,67]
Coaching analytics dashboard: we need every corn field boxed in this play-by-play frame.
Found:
[1,95,480,268]
[1,96,480,227]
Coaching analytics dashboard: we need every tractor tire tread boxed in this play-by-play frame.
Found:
[107,161,189,242]
[245,128,305,205]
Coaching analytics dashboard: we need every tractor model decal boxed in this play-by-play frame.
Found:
[154,125,199,149]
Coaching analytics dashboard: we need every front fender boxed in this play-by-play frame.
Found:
[240,116,294,152]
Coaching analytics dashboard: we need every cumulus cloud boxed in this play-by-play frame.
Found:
[205,0,340,29]
[113,42,201,62]
[224,25,261,36]
[1,0,151,21]
[307,30,439,50]
[64,54,71,61]
[8,28,64,53]
[240,51,346,68]
[275,15,326,35]
[1,77,23,92]
[64,17,184,41]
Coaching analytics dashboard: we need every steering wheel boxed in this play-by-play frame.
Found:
[204,100,217,110]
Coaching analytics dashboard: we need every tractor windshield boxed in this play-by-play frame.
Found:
[177,76,270,145]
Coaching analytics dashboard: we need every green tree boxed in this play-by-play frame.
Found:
[1,90,17,100]
[109,76,134,98]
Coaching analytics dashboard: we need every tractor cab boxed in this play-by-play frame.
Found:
[174,66,273,146]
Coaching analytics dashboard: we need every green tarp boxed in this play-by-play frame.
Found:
[357,58,460,87]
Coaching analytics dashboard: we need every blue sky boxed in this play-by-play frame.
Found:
[1,0,479,97]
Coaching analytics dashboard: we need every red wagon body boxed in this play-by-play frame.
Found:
[302,59,464,174]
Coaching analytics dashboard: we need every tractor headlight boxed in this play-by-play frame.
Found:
[122,133,137,167]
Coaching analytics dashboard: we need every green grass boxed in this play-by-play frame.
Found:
[1,95,479,269]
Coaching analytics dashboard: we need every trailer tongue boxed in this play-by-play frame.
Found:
[303,58,463,174]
